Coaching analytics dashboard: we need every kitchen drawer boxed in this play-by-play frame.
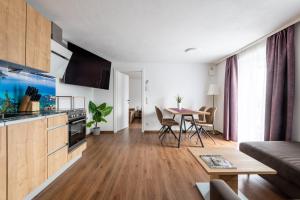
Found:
[68,141,87,161]
[47,114,67,129]
[48,125,68,154]
[48,145,68,178]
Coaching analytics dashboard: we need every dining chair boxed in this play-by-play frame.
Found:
[190,107,216,144]
[185,106,207,132]
[155,106,179,144]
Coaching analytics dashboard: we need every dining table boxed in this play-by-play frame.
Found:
[165,108,210,148]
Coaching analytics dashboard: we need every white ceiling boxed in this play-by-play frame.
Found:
[29,0,300,64]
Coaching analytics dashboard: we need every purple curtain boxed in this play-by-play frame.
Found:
[265,25,295,141]
[223,55,238,141]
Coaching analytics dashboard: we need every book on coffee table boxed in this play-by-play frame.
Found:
[200,155,236,169]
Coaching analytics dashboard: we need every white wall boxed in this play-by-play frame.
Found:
[56,80,93,110]
[56,71,114,132]
[113,62,211,131]
[56,62,211,132]
[56,80,94,133]
[129,77,142,109]
[92,75,114,131]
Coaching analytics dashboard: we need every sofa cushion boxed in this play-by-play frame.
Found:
[240,141,300,188]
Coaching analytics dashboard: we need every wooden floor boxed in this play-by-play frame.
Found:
[35,121,287,200]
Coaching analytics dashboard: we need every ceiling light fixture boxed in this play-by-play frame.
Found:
[184,48,197,53]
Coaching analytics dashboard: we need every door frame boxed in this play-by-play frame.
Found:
[113,68,145,133]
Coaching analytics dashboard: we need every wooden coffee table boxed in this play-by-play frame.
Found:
[188,147,277,200]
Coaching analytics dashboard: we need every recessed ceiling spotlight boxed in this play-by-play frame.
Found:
[184,48,197,53]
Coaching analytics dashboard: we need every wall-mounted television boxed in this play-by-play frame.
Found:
[63,42,111,90]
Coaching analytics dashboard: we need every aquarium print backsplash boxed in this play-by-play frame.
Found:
[0,67,56,112]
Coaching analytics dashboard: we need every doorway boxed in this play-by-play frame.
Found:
[126,71,143,130]
[114,69,144,133]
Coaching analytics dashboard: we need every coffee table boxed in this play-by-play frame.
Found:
[188,147,277,200]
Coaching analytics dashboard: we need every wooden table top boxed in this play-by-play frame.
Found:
[165,108,210,115]
[188,147,277,175]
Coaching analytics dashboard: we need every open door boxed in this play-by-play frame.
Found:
[115,70,129,131]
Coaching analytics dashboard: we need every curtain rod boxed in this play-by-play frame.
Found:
[215,15,300,65]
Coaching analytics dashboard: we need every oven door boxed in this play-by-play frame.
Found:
[69,117,86,149]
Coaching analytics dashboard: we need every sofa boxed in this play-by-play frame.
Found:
[210,179,241,200]
[240,141,300,198]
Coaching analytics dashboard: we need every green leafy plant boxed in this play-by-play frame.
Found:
[175,95,183,103]
[86,101,113,128]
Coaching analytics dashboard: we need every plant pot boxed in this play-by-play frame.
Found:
[92,127,101,135]
[177,102,182,110]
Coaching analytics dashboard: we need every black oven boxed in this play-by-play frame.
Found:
[68,116,86,150]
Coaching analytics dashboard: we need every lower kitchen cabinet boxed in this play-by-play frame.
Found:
[7,118,47,200]
[0,114,86,199]
[48,146,68,177]
[0,126,6,200]
[68,141,87,161]
[48,125,68,154]
[47,113,68,128]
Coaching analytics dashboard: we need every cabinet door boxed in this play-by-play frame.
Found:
[68,141,87,161]
[26,4,51,72]
[47,114,68,128]
[0,0,26,66]
[48,146,68,178]
[48,125,68,154]
[0,127,6,200]
[7,119,47,200]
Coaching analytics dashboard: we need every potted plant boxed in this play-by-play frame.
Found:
[176,95,183,110]
[87,101,113,135]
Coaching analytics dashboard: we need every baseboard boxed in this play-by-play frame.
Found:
[101,131,114,134]
[144,130,159,134]
[86,131,114,136]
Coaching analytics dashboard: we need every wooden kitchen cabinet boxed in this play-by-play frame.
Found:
[0,0,26,66]
[47,114,68,128]
[47,114,68,177]
[26,4,51,72]
[0,127,6,200]
[7,119,47,200]
[48,125,68,154]
[68,141,87,161]
[48,146,68,177]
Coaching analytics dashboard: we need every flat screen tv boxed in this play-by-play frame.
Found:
[63,42,111,89]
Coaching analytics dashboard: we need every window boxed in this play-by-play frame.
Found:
[238,41,266,142]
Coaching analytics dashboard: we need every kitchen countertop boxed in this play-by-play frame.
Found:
[1,110,68,125]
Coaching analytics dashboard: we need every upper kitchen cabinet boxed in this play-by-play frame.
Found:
[0,0,26,66]
[26,4,51,73]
